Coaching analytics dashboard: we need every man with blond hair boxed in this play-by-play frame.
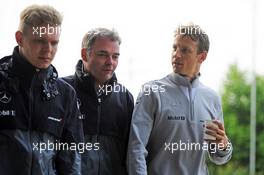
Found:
[0,4,83,174]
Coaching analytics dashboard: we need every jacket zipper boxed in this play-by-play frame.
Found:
[29,70,38,175]
[188,86,194,121]
[96,97,102,175]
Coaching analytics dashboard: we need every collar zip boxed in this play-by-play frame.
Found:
[41,69,59,101]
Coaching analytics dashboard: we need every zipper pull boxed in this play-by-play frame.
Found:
[98,97,101,103]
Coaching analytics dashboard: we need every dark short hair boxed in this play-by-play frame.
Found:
[175,23,209,53]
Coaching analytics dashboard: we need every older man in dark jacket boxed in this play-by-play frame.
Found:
[63,28,134,175]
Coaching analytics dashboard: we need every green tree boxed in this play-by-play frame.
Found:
[208,64,264,175]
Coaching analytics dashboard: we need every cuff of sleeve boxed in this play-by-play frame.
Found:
[216,140,232,157]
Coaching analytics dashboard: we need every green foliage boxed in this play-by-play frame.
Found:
[208,64,264,174]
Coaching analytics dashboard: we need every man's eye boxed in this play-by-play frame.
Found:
[51,41,59,47]
[96,53,108,57]
[112,55,119,60]
[95,52,119,60]
[35,39,46,44]
[181,48,188,53]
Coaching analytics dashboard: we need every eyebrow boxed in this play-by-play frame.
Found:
[96,50,120,56]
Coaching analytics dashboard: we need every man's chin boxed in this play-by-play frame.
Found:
[173,69,181,74]
[35,63,50,69]
[102,74,113,82]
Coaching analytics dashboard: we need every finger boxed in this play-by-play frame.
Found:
[205,130,217,137]
[215,133,225,141]
[216,128,226,137]
[204,139,215,143]
[206,123,218,130]
[212,120,224,130]
[206,129,226,141]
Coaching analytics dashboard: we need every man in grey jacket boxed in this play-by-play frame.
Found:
[127,23,232,175]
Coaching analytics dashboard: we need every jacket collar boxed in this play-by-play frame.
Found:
[12,46,36,79]
[11,46,57,83]
[0,46,59,100]
[168,72,200,88]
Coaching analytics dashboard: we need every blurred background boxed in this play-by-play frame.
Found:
[1,0,263,174]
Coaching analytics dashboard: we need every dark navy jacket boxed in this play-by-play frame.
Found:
[0,46,83,175]
[63,60,134,175]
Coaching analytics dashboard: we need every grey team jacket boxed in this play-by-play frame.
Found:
[127,73,232,175]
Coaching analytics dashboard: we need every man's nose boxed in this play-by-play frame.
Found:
[43,42,52,52]
[173,49,181,59]
[105,55,114,65]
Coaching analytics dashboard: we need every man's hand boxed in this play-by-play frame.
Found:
[204,120,229,150]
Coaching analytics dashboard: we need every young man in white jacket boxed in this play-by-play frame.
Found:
[127,23,232,175]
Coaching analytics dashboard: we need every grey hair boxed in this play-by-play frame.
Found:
[174,23,209,53]
[81,28,121,55]
[19,4,63,34]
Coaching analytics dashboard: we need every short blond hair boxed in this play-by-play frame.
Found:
[19,4,63,34]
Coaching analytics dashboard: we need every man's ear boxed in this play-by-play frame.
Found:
[198,51,207,63]
[81,48,88,62]
[15,31,23,46]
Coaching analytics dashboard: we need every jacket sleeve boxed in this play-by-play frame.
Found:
[208,95,233,165]
[55,90,84,175]
[127,83,159,175]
